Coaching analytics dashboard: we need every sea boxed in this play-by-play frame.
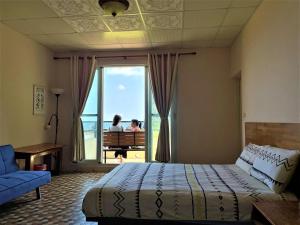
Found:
[82,120,144,131]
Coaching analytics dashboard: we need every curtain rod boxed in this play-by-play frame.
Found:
[53,52,196,60]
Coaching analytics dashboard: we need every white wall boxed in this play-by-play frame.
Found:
[0,23,55,147]
[176,48,241,164]
[230,0,300,127]
[230,34,242,78]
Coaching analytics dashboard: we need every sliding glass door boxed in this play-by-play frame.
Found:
[81,66,172,163]
[81,69,101,160]
[103,66,146,163]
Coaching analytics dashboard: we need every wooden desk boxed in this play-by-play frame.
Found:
[252,201,300,225]
[15,143,63,175]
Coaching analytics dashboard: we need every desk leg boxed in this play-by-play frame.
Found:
[55,150,62,176]
[25,155,35,170]
[104,151,107,164]
[44,154,52,173]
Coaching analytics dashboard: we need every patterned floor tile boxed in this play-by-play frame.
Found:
[0,173,104,225]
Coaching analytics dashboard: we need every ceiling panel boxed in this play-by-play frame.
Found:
[0,0,262,50]
[0,0,58,20]
[183,28,218,41]
[30,33,87,46]
[184,0,231,10]
[103,15,144,31]
[184,10,227,28]
[115,31,149,44]
[79,32,119,45]
[30,33,90,51]
[63,16,108,32]
[149,30,182,43]
[223,7,256,26]
[231,0,262,8]
[89,0,139,15]
[216,26,241,39]
[42,0,99,17]
[144,13,183,30]
[138,0,183,12]
[3,18,75,35]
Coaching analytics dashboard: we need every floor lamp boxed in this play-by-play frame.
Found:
[47,88,64,144]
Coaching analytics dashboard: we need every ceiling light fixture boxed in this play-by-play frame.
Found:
[98,0,129,17]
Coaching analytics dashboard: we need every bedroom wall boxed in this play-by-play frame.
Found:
[230,0,300,128]
[0,23,55,148]
[54,48,241,169]
[176,48,241,164]
[230,34,242,78]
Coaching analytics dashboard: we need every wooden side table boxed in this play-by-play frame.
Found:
[15,143,63,175]
[252,201,300,225]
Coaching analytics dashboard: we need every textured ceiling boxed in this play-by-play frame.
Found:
[0,0,262,51]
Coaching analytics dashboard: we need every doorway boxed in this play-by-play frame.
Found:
[82,66,161,164]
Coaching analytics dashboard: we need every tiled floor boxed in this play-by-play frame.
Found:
[0,173,104,225]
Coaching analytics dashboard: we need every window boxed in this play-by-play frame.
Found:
[103,66,146,163]
[149,94,172,161]
[81,66,173,163]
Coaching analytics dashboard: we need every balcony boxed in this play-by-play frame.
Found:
[82,119,146,163]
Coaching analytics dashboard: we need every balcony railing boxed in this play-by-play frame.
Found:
[81,117,145,140]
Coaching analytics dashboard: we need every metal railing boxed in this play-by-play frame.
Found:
[81,118,145,132]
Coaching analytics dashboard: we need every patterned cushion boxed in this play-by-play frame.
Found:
[250,146,300,193]
[235,143,264,174]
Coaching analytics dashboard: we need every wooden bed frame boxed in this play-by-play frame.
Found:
[86,122,300,225]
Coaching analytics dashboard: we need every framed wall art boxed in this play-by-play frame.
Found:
[33,85,45,115]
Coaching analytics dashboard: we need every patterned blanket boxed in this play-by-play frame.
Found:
[82,163,297,221]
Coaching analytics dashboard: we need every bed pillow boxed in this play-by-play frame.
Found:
[235,143,264,174]
[250,146,300,193]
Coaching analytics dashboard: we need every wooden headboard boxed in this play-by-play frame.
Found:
[245,122,300,198]
[245,122,300,149]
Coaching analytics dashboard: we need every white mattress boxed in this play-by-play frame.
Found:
[82,163,297,221]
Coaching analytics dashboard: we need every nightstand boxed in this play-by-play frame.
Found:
[252,201,300,225]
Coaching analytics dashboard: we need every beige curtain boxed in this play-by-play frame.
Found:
[71,56,96,162]
[148,52,179,162]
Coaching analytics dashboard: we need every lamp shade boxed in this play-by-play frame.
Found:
[51,88,64,95]
[98,0,129,17]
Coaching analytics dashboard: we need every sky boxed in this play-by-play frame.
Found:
[82,66,145,122]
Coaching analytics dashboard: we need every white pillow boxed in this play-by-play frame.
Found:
[235,143,264,174]
[250,146,300,193]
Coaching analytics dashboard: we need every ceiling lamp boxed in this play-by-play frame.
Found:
[98,0,129,17]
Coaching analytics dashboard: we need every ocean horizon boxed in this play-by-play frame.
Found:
[82,120,145,131]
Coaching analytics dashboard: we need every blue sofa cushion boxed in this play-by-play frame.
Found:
[0,145,19,175]
[0,170,51,205]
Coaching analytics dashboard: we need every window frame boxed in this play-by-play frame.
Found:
[81,63,177,164]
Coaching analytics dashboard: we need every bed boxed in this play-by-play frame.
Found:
[82,123,300,225]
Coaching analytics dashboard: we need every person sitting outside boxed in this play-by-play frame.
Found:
[109,114,123,132]
[108,114,126,160]
[130,119,141,132]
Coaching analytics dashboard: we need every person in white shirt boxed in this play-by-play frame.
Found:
[109,114,126,160]
[109,114,123,132]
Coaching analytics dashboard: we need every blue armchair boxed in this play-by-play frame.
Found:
[0,145,51,205]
